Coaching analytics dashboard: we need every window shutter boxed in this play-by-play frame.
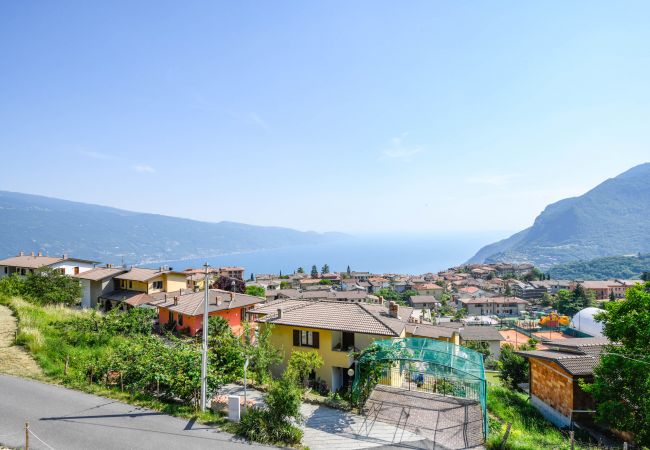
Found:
[293,330,300,346]
[312,332,320,349]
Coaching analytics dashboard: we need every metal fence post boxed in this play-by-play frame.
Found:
[25,421,29,450]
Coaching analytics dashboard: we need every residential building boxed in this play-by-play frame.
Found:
[457,296,528,316]
[155,289,264,336]
[99,267,188,310]
[253,300,455,392]
[414,283,444,298]
[217,266,245,280]
[408,295,440,309]
[459,326,504,360]
[510,281,548,300]
[73,266,127,309]
[0,251,98,278]
[516,338,608,427]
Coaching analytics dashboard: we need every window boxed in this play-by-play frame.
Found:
[3,267,7,274]
[152,281,163,290]
[128,281,133,289]
[293,330,319,348]
[178,314,183,326]
[74,266,80,275]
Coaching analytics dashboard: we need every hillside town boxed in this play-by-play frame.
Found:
[1,251,647,449]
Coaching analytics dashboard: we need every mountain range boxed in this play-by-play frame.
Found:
[0,191,346,265]
[468,163,650,267]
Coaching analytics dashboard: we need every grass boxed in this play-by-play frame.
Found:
[486,386,599,450]
[0,295,227,427]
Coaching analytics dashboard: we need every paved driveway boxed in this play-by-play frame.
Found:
[0,375,268,450]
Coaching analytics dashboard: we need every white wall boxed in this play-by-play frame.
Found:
[50,261,95,276]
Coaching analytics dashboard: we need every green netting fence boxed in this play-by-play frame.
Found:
[351,337,488,439]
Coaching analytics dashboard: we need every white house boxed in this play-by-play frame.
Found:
[73,266,127,309]
[0,252,98,279]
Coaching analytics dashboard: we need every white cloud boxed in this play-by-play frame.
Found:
[78,149,113,160]
[133,165,156,173]
[380,135,423,161]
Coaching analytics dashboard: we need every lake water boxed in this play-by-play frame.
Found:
[142,232,509,277]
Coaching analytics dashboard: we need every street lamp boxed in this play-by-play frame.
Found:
[200,262,210,412]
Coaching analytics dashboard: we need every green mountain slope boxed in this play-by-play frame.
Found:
[0,191,347,264]
[468,163,650,267]
[548,254,650,280]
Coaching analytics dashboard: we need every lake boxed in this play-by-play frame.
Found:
[142,232,509,277]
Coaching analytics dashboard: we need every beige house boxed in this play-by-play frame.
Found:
[457,296,528,317]
[99,267,188,310]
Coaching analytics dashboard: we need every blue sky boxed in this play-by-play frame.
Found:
[1,1,648,233]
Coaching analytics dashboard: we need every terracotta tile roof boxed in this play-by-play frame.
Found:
[0,255,63,268]
[73,267,126,281]
[99,290,155,307]
[157,289,264,316]
[416,283,444,290]
[258,300,407,336]
[115,268,186,282]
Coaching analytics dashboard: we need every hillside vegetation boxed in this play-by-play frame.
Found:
[0,190,346,264]
[469,163,650,267]
[549,254,650,280]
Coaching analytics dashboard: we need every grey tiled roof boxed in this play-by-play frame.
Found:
[517,349,600,376]
[73,267,126,281]
[258,300,406,336]
[460,326,504,342]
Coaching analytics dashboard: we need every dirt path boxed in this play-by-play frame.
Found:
[0,304,42,378]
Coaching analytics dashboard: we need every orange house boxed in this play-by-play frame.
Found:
[156,289,264,336]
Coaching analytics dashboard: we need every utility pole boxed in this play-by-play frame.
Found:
[200,262,210,412]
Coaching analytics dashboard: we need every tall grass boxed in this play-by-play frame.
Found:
[0,295,227,425]
[486,386,599,450]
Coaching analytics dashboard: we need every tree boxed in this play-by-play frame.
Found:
[246,323,282,385]
[498,343,528,389]
[347,265,351,275]
[296,267,304,274]
[583,282,650,446]
[310,265,319,279]
[249,273,255,282]
[540,292,553,307]
[279,281,291,289]
[555,286,595,316]
[641,272,650,282]
[245,285,265,298]
[286,350,324,386]
[464,341,491,360]
[212,276,245,293]
[21,267,82,305]
[504,284,513,297]
[208,316,245,382]
[318,279,332,285]
[321,264,330,275]
[608,291,616,302]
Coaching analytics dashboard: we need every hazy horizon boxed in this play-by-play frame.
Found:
[2,2,649,233]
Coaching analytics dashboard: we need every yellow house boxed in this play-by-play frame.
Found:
[252,299,459,392]
[99,267,189,310]
[113,267,188,294]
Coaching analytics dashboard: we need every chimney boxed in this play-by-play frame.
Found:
[230,291,235,302]
[216,293,223,306]
[19,251,24,256]
[62,254,67,259]
[388,301,399,319]
[173,296,178,306]
[277,308,283,319]
[30,251,35,257]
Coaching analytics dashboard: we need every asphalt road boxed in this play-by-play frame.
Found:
[0,375,269,450]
